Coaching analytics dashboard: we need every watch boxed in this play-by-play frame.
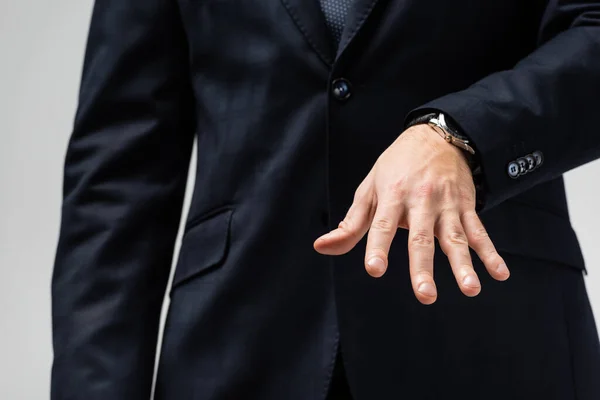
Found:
[406,112,477,165]
[427,113,475,155]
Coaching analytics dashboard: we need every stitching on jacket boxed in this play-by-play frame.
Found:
[184,204,235,233]
[322,328,340,399]
[280,0,333,66]
[339,0,380,52]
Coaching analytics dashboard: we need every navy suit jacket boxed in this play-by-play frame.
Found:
[52,0,600,399]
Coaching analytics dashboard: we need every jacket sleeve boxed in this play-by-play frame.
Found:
[406,1,600,212]
[51,0,195,398]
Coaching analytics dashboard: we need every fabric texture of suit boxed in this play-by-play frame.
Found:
[52,0,600,399]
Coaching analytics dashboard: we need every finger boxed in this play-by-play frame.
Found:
[461,210,510,281]
[436,211,481,297]
[314,188,374,256]
[407,207,437,305]
[364,198,403,278]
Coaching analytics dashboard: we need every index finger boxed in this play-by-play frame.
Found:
[364,199,403,278]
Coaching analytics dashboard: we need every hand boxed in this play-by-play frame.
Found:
[313,124,510,305]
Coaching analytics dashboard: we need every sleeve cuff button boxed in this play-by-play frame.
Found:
[507,150,543,179]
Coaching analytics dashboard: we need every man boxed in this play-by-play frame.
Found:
[51,0,600,399]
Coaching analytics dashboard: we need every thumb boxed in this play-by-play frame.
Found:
[314,193,373,255]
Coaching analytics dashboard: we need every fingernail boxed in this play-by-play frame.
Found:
[417,282,437,297]
[366,257,386,277]
[462,274,480,288]
[496,263,509,274]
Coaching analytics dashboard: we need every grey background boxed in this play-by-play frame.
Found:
[1,1,599,398]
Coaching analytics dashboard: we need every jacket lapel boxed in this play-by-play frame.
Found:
[279,0,336,66]
[336,0,381,60]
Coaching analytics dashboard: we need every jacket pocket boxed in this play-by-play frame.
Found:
[170,206,234,292]
[481,199,586,273]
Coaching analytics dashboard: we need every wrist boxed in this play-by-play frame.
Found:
[405,111,487,212]
[408,124,467,158]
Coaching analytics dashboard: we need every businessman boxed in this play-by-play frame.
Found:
[52,0,600,399]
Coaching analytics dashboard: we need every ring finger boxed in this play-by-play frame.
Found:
[435,210,481,297]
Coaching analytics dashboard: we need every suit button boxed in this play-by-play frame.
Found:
[517,157,528,175]
[507,161,520,178]
[332,78,352,101]
[525,154,536,171]
[532,150,544,167]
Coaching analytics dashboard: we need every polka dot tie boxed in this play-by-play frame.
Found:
[319,0,353,46]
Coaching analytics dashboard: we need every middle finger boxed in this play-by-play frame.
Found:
[407,207,437,305]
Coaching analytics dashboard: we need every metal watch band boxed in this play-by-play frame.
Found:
[427,113,475,155]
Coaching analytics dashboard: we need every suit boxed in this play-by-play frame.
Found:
[51,0,600,399]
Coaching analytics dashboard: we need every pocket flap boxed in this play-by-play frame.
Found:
[171,207,233,290]
[481,200,586,272]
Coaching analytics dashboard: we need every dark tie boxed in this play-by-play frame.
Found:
[318,0,353,46]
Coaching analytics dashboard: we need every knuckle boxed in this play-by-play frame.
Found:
[371,217,395,233]
[437,174,453,188]
[470,226,489,242]
[410,230,434,248]
[458,184,476,204]
[415,181,435,199]
[459,265,475,275]
[439,197,457,212]
[353,186,368,203]
[446,229,468,246]
[339,216,355,233]
[484,247,500,260]
[438,174,456,188]
[366,247,387,260]
[387,179,407,198]
[417,270,434,281]
[461,209,478,220]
